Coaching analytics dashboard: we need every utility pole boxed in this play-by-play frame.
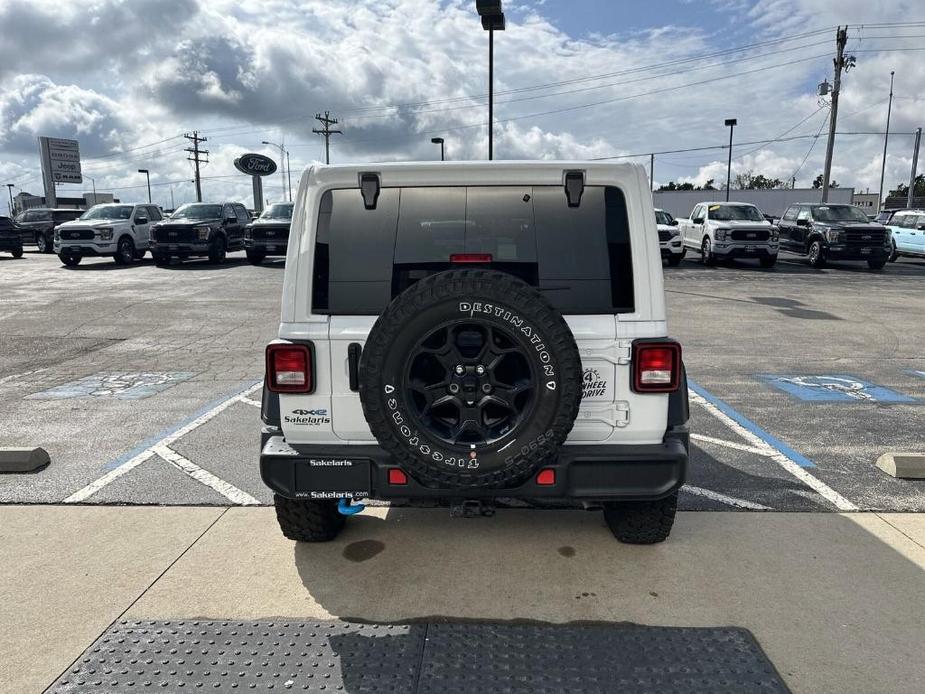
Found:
[312,112,342,165]
[877,71,895,213]
[286,150,292,201]
[6,183,14,216]
[908,127,921,209]
[649,153,654,192]
[184,131,209,202]
[821,26,851,203]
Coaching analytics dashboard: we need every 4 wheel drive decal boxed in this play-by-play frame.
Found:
[458,301,557,382]
[386,387,478,469]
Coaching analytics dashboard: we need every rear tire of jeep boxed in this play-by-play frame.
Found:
[603,492,678,544]
[273,494,345,542]
[12,248,23,258]
[36,233,51,253]
[359,268,582,489]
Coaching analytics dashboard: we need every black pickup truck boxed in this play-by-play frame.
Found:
[776,203,891,270]
[244,202,293,264]
[149,202,249,265]
[0,216,23,258]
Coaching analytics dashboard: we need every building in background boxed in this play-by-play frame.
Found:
[12,191,117,214]
[852,192,880,211]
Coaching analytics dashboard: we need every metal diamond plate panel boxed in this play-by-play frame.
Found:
[49,620,789,693]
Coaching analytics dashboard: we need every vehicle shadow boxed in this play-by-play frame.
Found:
[150,256,253,271]
[675,254,920,276]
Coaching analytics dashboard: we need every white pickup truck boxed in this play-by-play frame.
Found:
[54,203,162,266]
[678,201,779,267]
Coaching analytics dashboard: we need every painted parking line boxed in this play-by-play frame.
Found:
[690,433,774,457]
[240,396,262,408]
[688,379,858,512]
[63,380,262,503]
[155,445,260,505]
[682,485,772,511]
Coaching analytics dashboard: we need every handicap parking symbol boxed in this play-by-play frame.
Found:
[757,374,917,403]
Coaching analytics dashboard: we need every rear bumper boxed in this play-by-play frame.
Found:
[260,427,689,503]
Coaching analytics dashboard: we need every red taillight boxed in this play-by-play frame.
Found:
[388,468,408,485]
[536,468,556,486]
[266,343,313,393]
[450,253,492,264]
[632,341,681,393]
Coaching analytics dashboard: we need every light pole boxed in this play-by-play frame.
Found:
[6,183,14,216]
[878,71,894,213]
[431,137,445,161]
[286,150,292,201]
[137,169,151,203]
[84,175,97,202]
[262,141,288,202]
[724,118,737,201]
[476,1,505,161]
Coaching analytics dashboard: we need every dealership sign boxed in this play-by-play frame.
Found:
[234,153,277,177]
[39,137,82,184]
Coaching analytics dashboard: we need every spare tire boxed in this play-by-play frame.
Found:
[359,269,581,489]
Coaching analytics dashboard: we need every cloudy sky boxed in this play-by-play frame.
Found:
[1,0,924,211]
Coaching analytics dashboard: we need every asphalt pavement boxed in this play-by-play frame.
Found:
[0,248,924,512]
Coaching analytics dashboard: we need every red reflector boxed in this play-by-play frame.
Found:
[633,341,681,393]
[450,253,492,264]
[536,468,555,486]
[266,344,313,393]
[388,468,408,485]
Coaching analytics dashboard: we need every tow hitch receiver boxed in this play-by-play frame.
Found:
[450,499,496,518]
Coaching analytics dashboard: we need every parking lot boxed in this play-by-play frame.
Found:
[1,249,923,513]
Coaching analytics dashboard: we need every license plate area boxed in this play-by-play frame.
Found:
[295,458,371,499]
[861,247,872,254]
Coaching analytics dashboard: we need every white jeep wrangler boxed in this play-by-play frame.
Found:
[260,162,689,544]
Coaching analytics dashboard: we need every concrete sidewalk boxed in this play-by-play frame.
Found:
[2,507,924,694]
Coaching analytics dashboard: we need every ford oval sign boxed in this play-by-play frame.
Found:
[234,153,277,177]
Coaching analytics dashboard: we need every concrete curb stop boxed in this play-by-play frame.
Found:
[876,452,925,479]
[0,447,51,473]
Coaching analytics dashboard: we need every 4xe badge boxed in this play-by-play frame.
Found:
[285,408,331,425]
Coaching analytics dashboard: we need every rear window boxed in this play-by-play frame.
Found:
[54,210,82,222]
[312,185,634,315]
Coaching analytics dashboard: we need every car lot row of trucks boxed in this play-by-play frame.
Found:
[0,202,294,266]
[2,197,923,272]
[654,200,924,271]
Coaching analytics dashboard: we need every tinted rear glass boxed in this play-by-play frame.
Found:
[312,185,634,315]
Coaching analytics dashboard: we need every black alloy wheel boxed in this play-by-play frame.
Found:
[403,321,537,448]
